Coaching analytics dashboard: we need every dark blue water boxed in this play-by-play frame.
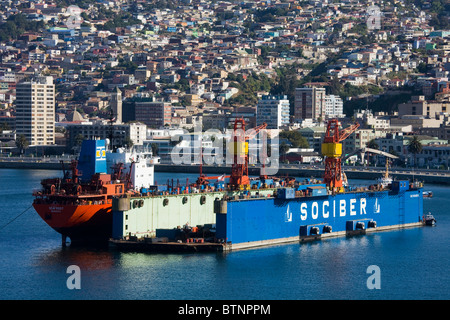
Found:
[0,169,449,300]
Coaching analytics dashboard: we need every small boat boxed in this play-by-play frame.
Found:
[423,191,433,198]
[376,160,392,187]
[423,213,436,226]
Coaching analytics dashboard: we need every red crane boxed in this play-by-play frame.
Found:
[322,119,359,192]
[228,118,267,190]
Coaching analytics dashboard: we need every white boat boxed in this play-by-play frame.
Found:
[377,161,393,187]
[423,213,436,226]
[423,191,433,198]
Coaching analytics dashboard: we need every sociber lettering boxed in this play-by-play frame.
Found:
[298,198,368,221]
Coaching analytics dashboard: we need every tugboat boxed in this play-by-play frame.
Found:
[32,139,159,245]
[376,160,393,188]
[423,191,433,198]
[423,213,436,226]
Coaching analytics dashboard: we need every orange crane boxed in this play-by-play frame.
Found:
[228,118,267,190]
[322,119,359,192]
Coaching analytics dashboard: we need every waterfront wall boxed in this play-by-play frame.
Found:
[0,160,68,170]
[1,159,450,185]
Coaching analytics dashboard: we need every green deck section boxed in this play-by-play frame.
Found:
[113,189,276,239]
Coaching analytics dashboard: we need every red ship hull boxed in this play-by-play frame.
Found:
[33,202,113,245]
[32,141,136,245]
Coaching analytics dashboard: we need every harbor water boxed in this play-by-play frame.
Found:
[0,168,449,300]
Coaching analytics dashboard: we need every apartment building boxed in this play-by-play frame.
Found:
[67,122,146,150]
[324,94,344,118]
[416,144,450,168]
[343,129,386,155]
[398,95,448,117]
[294,87,326,121]
[256,95,290,129]
[135,101,172,128]
[15,76,55,146]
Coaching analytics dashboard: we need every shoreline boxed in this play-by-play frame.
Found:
[1,159,450,185]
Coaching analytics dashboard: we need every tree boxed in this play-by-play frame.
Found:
[417,62,427,73]
[15,134,29,154]
[279,142,290,162]
[0,122,10,132]
[0,14,44,41]
[279,142,290,154]
[122,136,134,149]
[367,139,379,149]
[74,134,84,147]
[279,130,309,148]
[407,136,423,168]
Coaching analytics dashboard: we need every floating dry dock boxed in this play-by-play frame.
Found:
[110,180,428,252]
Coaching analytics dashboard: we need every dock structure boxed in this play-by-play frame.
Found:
[109,221,426,253]
[109,180,428,253]
[110,238,229,252]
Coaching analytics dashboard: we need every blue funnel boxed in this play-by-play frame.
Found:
[77,140,107,181]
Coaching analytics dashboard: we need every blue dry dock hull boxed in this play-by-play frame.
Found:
[216,187,423,245]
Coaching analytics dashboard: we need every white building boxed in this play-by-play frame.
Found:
[257,95,290,129]
[324,94,344,118]
[190,83,205,96]
[354,109,390,129]
[15,76,55,146]
[67,122,146,150]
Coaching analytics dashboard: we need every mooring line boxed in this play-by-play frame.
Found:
[0,205,33,232]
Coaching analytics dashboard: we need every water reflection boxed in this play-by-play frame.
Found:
[33,246,117,272]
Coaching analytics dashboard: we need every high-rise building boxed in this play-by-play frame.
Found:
[15,76,55,146]
[325,94,344,118]
[256,95,290,129]
[294,87,326,121]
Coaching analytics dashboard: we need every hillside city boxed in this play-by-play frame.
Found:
[0,0,449,169]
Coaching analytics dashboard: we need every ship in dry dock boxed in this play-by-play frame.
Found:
[32,119,433,250]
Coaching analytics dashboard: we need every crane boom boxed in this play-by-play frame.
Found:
[339,123,360,142]
[246,122,268,140]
